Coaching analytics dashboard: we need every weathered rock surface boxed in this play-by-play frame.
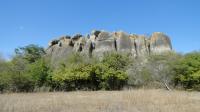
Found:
[115,32,132,53]
[93,31,116,57]
[46,30,172,60]
[150,32,172,53]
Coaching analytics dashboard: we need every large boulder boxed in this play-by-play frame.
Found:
[73,37,87,52]
[134,35,150,56]
[114,31,132,53]
[50,44,73,64]
[46,35,74,66]
[46,35,72,54]
[82,39,94,57]
[92,31,116,57]
[150,32,172,53]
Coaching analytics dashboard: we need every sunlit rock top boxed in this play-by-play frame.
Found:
[46,30,172,61]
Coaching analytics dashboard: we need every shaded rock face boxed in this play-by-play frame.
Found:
[46,30,172,60]
[92,31,116,57]
[150,32,172,53]
[46,35,74,64]
[115,32,132,53]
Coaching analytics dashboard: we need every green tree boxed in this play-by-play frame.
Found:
[174,52,200,90]
[15,44,45,63]
[0,45,47,92]
[102,53,131,71]
[52,62,128,91]
[0,57,11,92]
[9,57,34,92]
[27,59,50,88]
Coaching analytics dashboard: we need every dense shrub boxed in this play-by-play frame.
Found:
[0,45,49,92]
[1,44,200,92]
[0,59,10,92]
[0,72,11,92]
[52,64,92,91]
[127,52,180,89]
[9,71,34,92]
[27,59,50,88]
[102,53,131,70]
[174,52,200,90]
[52,63,128,91]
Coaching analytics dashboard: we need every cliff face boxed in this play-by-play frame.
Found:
[46,30,172,61]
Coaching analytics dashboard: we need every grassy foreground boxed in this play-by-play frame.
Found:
[0,89,200,112]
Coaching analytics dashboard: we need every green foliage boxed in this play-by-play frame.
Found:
[190,70,200,90]
[67,53,84,64]
[9,71,34,92]
[8,56,34,92]
[52,64,92,90]
[0,74,9,92]
[0,51,128,92]
[174,52,200,90]
[0,45,50,92]
[0,58,33,92]
[92,63,128,90]
[15,44,45,63]
[0,58,8,91]
[50,52,129,91]
[102,53,131,70]
[2,43,200,92]
[52,63,128,91]
[27,59,50,88]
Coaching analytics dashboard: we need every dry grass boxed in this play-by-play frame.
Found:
[0,89,200,112]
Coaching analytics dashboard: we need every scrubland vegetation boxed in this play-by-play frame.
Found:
[0,44,200,112]
[0,44,200,92]
[0,89,200,112]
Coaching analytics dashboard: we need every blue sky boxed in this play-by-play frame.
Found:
[0,0,200,59]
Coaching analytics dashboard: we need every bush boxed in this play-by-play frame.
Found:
[26,59,51,89]
[101,68,128,90]
[174,52,200,90]
[9,72,35,92]
[52,62,128,91]
[0,45,50,92]
[127,52,180,89]
[189,70,200,90]
[93,63,128,90]
[127,65,152,87]
[6,44,200,92]
[52,64,92,91]
[0,72,11,92]
[102,53,131,70]
[0,59,10,92]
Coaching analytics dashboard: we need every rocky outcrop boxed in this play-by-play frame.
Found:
[46,35,74,63]
[92,31,116,57]
[46,30,172,61]
[150,32,172,53]
[115,32,132,53]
